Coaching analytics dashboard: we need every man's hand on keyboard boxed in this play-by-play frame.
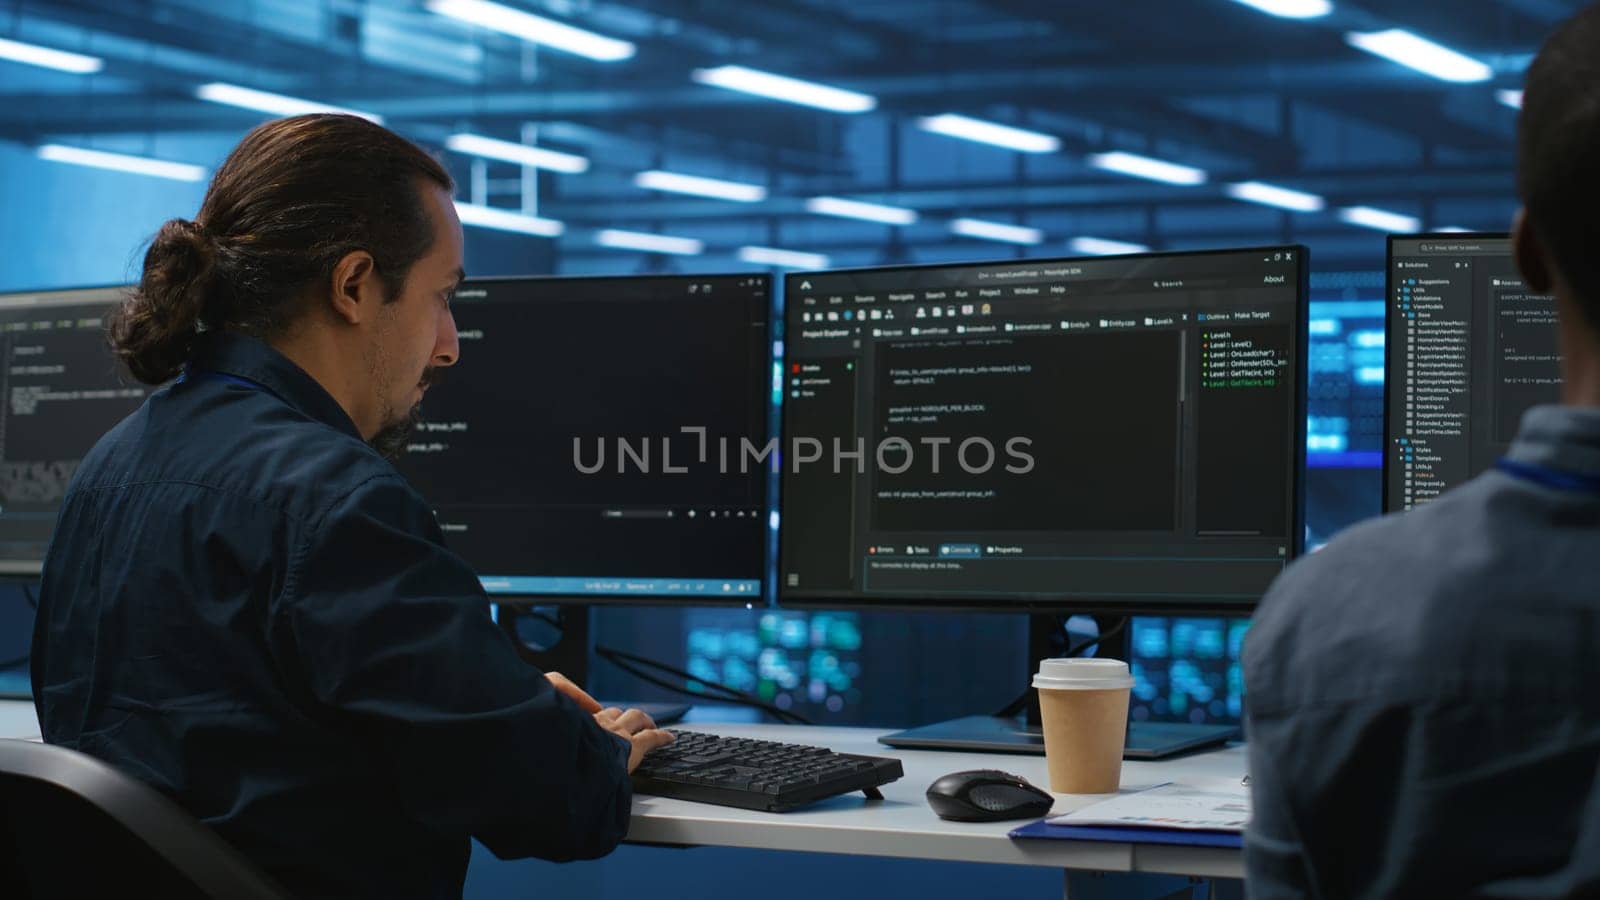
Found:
[545,671,603,713]
[595,706,676,773]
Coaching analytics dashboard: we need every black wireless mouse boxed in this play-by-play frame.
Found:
[926,769,1055,822]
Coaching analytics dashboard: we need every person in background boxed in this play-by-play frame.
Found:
[1244,4,1600,897]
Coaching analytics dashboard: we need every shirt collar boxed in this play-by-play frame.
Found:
[188,332,363,441]
[1505,404,1600,478]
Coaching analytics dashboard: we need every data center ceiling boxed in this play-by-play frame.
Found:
[0,0,1574,273]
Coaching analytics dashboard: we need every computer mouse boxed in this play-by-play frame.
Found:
[925,769,1055,822]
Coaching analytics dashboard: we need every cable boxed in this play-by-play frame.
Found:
[493,605,567,665]
[521,610,564,631]
[597,652,781,719]
[497,604,813,725]
[595,644,814,726]
[1066,616,1129,659]
[597,646,811,726]
[603,654,810,726]
[492,604,563,633]
[992,615,1130,719]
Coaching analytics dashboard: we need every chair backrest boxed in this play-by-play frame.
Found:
[0,739,292,900]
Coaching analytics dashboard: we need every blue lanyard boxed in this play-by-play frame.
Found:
[1495,458,1600,495]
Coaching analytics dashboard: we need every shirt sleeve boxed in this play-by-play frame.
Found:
[1244,713,1316,900]
[279,472,633,861]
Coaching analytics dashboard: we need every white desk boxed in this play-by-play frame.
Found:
[629,722,1245,881]
[0,702,1244,881]
[0,699,39,741]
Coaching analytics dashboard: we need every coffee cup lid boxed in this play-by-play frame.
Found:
[1032,657,1134,690]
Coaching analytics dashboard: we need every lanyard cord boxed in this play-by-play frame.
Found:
[1495,457,1600,495]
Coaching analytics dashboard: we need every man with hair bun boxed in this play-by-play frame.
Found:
[1245,4,1600,898]
[31,114,672,900]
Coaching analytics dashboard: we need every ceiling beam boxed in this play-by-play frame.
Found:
[342,60,1514,121]
[540,167,1512,223]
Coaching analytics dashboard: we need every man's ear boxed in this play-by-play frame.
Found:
[326,250,380,326]
[1512,208,1554,294]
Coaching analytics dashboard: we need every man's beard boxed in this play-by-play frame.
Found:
[369,403,422,462]
[369,365,443,462]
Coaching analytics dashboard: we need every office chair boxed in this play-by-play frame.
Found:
[0,739,291,899]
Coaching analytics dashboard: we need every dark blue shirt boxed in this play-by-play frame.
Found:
[1245,405,1600,899]
[31,334,633,900]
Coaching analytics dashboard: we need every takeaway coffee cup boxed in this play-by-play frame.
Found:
[1033,657,1134,793]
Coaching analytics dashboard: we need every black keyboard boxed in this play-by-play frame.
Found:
[632,731,904,812]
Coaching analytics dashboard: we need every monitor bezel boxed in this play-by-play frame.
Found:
[774,245,1309,616]
[1380,232,1510,515]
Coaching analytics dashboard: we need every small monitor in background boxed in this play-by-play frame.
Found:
[392,274,772,604]
[0,286,149,576]
[1384,234,1562,512]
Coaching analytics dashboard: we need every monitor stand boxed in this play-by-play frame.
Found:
[877,614,1237,760]
[496,604,689,727]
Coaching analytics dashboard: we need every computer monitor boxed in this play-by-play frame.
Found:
[391,273,771,605]
[0,286,151,576]
[778,247,1307,755]
[1384,234,1562,512]
[779,247,1308,615]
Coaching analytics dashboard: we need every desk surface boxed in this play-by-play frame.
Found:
[0,699,38,741]
[0,702,1244,878]
[631,723,1245,879]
